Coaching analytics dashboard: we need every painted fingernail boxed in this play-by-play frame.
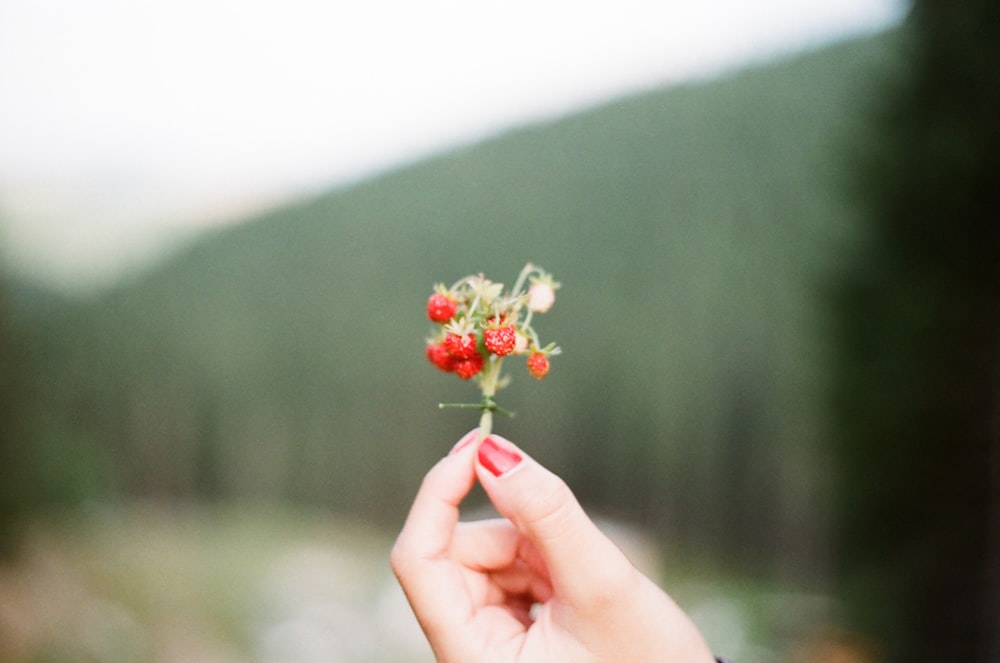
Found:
[478,436,523,477]
[449,430,478,455]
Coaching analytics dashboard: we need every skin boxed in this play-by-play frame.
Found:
[390,430,717,663]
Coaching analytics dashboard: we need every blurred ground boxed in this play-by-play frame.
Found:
[0,503,870,663]
[0,503,430,663]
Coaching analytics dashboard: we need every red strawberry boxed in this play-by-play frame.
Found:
[427,292,458,322]
[444,333,478,359]
[426,342,455,372]
[453,353,484,380]
[483,322,516,357]
[526,352,549,379]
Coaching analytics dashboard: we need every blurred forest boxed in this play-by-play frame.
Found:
[1,1,997,660]
[2,29,890,561]
[829,0,999,660]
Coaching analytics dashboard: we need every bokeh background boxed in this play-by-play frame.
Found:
[1,1,997,662]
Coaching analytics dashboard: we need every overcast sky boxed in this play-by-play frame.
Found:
[0,0,906,292]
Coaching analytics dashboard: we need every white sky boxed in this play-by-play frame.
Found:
[0,0,906,292]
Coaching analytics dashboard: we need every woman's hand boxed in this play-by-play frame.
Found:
[390,430,716,663]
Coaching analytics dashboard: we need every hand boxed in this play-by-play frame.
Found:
[390,430,716,663]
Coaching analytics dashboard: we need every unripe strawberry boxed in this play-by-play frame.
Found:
[444,333,478,359]
[526,352,549,379]
[527,281,556,313]
[483,321,516,357]
[427,292,458,322]
[513,331,530,354]
[426,342,455,372]
[453,353,484,380]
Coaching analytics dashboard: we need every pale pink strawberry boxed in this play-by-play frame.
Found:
[527,281,556,313]
[513,331,530,354]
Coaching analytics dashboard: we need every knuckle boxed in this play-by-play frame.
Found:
[517,475,577,536]
[388,536,412,577]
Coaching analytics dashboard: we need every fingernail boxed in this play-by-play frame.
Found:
[449,430,478,456]
[478,436,523,477]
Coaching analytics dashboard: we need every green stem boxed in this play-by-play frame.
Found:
[477,357,499,442]
[439,400,514,416]
[477,355,501,398]
[478,409,493,439]
[439,382,515,441]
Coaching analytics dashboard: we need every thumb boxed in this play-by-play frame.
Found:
[475,434,637,606]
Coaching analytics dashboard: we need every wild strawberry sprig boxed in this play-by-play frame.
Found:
[425,263,561,438]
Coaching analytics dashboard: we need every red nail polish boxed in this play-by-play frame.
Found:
[478,437,523,477]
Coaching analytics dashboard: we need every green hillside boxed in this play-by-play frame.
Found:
[13,31,902,571]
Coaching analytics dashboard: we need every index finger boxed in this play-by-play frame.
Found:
[389,431,481,635]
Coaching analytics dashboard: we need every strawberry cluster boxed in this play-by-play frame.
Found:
[425,264,560,435]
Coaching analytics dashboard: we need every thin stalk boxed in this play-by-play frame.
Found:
[510,263,537,299]
[477,356,501,436]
